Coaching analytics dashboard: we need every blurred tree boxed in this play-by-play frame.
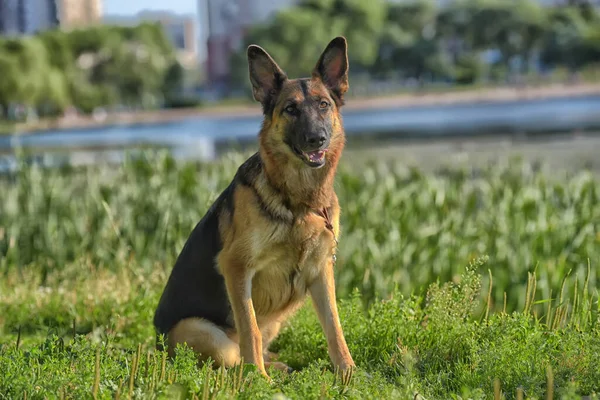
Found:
[500,0,548,74]
[38,30,73,71]
[584,22,600,52]
[300,0,387,68]
[436,1,478,51]
[126,22,176,60]
[69,23,177,110]
[374,0,452,81]
[2,0,599,118]
[0,22,181,118]
[540,6,596,71]
[37,68,70,117]
[0,52,24,115]
[68,25,122,56]
[68,72,109,115]
[454,52,486,84]
[36,31,74,115]
[1,38,49,112]
[437,0,548,78]
[229,0,387,89]
[229,7,335,94]
[162,61,187,107]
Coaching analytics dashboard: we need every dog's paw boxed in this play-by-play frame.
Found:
[263,351,280,362]
[265,361,294,374]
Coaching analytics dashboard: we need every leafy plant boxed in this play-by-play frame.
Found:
[0,151,599,398]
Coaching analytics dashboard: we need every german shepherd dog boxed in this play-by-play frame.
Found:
[153,37,354,379]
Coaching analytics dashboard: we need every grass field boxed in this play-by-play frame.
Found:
[1,148,599,399]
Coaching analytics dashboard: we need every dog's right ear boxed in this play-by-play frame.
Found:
[247,45,287,105]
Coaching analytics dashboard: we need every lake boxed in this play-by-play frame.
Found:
[1,95,599,171]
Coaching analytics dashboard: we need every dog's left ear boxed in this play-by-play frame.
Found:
[312,36,349,102]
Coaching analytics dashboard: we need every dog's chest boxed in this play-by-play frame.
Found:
[249,213,336,316]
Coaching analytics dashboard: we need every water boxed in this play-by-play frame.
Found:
[1,95,599,171]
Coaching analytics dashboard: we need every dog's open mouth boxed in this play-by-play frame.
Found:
[293,146,328,168]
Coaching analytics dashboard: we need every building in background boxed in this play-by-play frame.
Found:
[26,0,59,33]
[104,11,199,70]
[201,0,297,87]
[0,0,22,35]
[0,0,37,34]
[160,15,198,70]
[56,0,102,29]
[0,0,101,35]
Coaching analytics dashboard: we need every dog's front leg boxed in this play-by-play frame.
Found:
[309,260,355,374]
[219,256,267,378]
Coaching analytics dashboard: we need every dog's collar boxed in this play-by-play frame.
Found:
[318,207,336,237]
[313,207,338,265]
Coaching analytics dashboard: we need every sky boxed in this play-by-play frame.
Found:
[103,0,197,16]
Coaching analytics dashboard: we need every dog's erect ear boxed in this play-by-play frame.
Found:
[247,45,287,105]
[312,36,349,101]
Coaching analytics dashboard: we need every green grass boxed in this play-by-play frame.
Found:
[1,149,599,399]
[0,120,17,135]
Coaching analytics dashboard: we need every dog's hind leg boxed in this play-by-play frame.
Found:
[260,320,281,359]
[260,321,293,373]
[167,317,240,368]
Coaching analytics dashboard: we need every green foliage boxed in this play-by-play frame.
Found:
[0,52,23,112]
[0,37,48,110]
[38,30,74,71]
[230,0,600,86]
[230,0,388,90]
[1,151,599,315]
[0,151,599,397]
[162,61,202,109]
[454,53,486,84]
[37,68,71,117]
[0,23,184,120]
[540,6,598,70]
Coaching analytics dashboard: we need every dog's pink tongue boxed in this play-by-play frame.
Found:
[308,150,325,162]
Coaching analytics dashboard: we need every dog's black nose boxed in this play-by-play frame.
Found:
[305,131,327,148]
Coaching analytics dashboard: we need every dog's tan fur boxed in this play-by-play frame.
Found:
[154,37,354,379]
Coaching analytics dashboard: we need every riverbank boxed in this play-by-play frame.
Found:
[344,131,600,175]
[3,82,600,136]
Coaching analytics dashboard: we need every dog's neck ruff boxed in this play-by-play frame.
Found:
[258,143,338,211]
[256,151,339,264]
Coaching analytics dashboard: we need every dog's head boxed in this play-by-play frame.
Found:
[247,37,349,169]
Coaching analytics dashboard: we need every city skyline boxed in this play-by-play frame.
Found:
[0,0,102,34]
[103,0,196,16]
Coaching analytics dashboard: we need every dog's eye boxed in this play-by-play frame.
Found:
[319,101,329,109]
[285,105,296,114]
